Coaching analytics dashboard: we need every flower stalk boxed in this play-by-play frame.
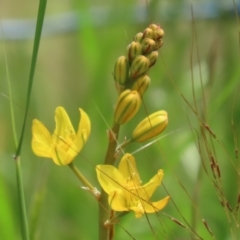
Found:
[98,123,120,240]
[68,162,100,199]
[98,23,167,239]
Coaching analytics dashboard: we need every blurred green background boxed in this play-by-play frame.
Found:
[1,0,240,239]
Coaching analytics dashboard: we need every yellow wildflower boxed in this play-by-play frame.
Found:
[32,107,91,166]
[96,153,170,218]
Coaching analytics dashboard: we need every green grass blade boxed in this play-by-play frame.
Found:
[15,0,47,158]
[15,158,29,240]
[0,26,18,147]
[13,1,47,240]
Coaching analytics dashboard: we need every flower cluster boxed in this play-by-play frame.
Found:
[114,23,164,92]
[113,24,165,125]
[31,24,170,224]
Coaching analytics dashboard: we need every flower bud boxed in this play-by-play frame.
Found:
[114,56,129,86]
[114,90,141,125]
[145,51,158,67]
[141,38,156,54]
[134,32,143,42]
[132,110,168,142]
[148,24,164,40]
[153,39,163,50]
[148,23,161,32]
[130,75,150,97]
[127,41,142,62]
[142,28,154,39]
[130,55,150,79]
[148,23,160,31]
[153,28,164,41]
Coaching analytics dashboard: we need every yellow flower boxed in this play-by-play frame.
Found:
[96,153,170,218]
[32,107,91,166]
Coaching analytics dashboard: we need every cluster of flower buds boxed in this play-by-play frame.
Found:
[113,23,164,95]
[113,24,165,125]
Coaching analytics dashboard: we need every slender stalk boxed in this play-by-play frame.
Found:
[13,1,47,240]
[68,162,100,199]
[15,157,29,240]
[1,33,18,146]
[98,123,120,240]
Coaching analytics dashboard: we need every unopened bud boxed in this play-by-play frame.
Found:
[114,90,141,125]
[153,28,164,41]
[130,75,150,97]
[114,56,129,85]
[148,24,164,40]
[145,51,158,67]
[127,41,142,62]
[142,28,154,39]
[153,39,163,50]
[148,23,161,32]
[141,38,156,54]
[130,55,150,79]
[134,32,143,42]
[132,110,168,142]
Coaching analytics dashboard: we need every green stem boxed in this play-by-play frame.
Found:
[68,162,100,199]
[15,157,29,240]
[99,123,120,240]
[105,211,129,227]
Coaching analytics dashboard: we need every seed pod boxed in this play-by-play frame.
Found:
[113,56,129,86]
[141,38,156,54]
[130,75,150,97]
[132,110,168,142]
[134,32,143,42]
[127,41,142,62]
[145,51,158,67]
[114,90,141,125]
[130,55,150,79]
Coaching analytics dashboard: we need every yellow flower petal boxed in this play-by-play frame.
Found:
[142,196,170,213]
[96,165,125,194]
[52,107,75,145]
[108,190,129,212]
[32,119,52,158]
[51,145,73,166]
[72,108,91,154]
[118,153,141,187]
[129,204,145,218]
[140,169,164,200]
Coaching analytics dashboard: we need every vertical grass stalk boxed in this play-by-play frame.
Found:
[12,1,47,240]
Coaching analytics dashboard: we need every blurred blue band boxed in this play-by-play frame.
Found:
[0,2,239,40]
